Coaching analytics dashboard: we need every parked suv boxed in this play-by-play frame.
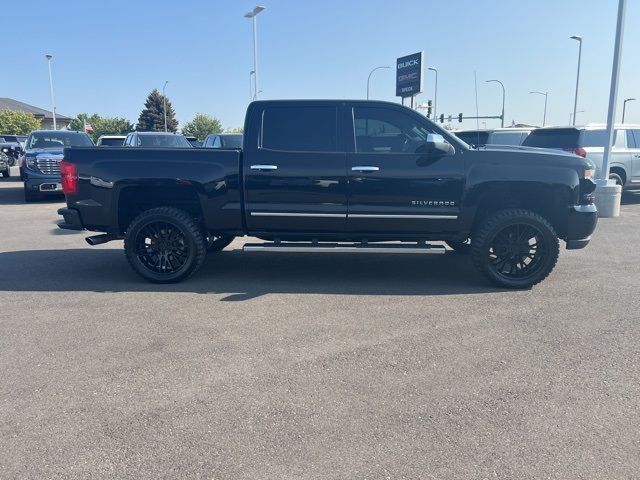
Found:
[0,134,27,166]
[522,124,640,189]
[124,132,193,148]
[21,130,94,202]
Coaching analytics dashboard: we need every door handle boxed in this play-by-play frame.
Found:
[250,165,278,171]
[351,166,380,172]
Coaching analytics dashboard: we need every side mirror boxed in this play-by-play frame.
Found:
[425,134,454,155]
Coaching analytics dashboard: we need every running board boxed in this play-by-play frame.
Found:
[242,242,446,254]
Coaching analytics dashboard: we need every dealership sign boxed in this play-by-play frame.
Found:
[396,52,423,98]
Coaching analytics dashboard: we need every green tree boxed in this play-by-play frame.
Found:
[70,113,134,142]
[0,110,41,134]
[136,89,178,132]
[181,113,223,140]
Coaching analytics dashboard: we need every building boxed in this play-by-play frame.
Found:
[0,97,71,130]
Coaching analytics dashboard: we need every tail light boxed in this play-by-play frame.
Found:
[564,147,587,157]
[60,160,78,195]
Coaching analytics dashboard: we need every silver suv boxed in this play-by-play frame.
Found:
[523,124,640,189]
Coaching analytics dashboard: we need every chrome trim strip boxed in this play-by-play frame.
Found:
[349,214,458,219]
[351,166,380,172]
[250,212,347,218]
[243,244,446,254]
[250,164,278,170]
[250,212,457,219]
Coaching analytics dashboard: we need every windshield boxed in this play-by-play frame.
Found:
[99,137,125,146]
[522,128,580,149]
[27,132,94,149]
[138,134,192,147]
[221,135,243,148]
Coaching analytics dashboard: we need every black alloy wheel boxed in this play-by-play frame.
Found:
[135,221,190,274]
[471,209,559,289]
[124,207,206,283]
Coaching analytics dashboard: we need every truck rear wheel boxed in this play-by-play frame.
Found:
[471,208,559,289]
[124,207,206,283]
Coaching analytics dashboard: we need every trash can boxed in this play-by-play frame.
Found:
[594,181,622,218]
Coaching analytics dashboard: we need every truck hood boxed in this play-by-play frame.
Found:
[470,144,593,169]
[24,148,65,157]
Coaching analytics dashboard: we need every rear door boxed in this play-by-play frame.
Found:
[243,103,348,233]
[345,103,465,235]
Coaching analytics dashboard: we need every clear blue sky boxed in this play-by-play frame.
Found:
[3,0,639,130]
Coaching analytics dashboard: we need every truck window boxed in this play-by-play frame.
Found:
[261,106,337,152]
[353,107,434,153]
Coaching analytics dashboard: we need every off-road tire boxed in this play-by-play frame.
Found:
[124,207,206,283]
[471,208,559,289]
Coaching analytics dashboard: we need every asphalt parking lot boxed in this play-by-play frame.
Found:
[1,167,639,480]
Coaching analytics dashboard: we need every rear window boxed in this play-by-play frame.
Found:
[455,131,490,146]
[138,135,192,147]
[580,129,626,148]
[261,106,337,152]
[99,137,125,146]
[488,131,526,146]
[522,128,580,149]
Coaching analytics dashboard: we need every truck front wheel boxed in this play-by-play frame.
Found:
[124,207,206,283]
[471,209,559,289]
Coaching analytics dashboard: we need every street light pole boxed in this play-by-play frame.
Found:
[622,98,635,123]
[486,79,505,127]
[530,91,548,126]
[366,66,391,100]
[162,81,168,132]
[245,6,265,101]
[44,54,57,130]
[428,67,438,120]
[570,35,583,126]
[569,110,584,124]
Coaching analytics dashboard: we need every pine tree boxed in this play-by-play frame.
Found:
[136,89,178,132]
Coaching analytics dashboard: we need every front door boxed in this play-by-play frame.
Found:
[345,104,465,235]
[244,103,348,233]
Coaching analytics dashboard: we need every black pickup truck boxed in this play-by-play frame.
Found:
[58,100,597,288]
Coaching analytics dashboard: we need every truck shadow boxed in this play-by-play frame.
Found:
[621,191,640,205]
[0,247,504,299]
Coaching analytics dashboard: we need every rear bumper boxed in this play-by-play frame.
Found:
[57,207,83,231]
[566,204,598,250]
